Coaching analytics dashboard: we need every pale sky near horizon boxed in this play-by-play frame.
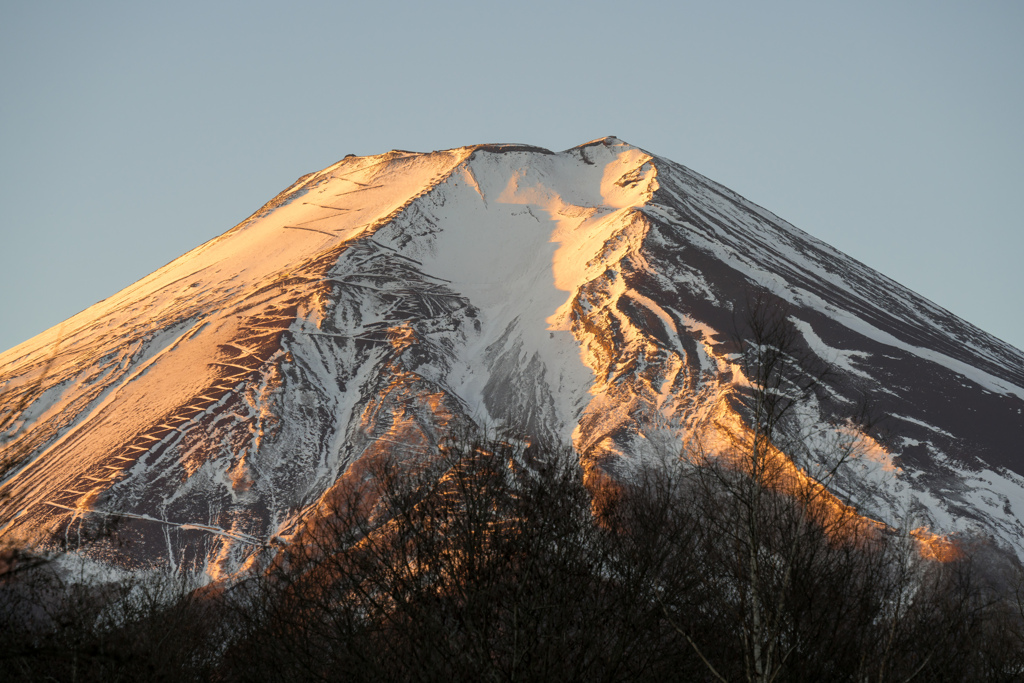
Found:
[1,2,1022,355]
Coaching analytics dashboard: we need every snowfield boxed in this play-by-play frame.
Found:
[1,137,1022,574]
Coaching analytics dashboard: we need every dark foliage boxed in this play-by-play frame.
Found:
[2,434,1023,682]
[3,297,1023,681]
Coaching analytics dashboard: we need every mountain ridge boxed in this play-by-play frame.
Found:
[1,137,1021,575]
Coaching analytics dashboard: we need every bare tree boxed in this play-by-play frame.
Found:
[4,302,1023,681]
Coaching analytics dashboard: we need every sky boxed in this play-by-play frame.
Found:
[1,1,1022,354]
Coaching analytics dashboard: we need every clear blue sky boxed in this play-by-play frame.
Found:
[2,1,1022,353]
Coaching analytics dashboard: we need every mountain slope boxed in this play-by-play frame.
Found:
[1,137,1022,574]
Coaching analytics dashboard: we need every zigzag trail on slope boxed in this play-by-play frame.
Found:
[0,137,1015,573]
[0,147,474,558]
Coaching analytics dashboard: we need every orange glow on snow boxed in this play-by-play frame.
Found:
[910,526,962,562]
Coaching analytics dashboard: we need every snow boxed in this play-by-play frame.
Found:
[651,174,1024,400]
[790,317,874,380]
[2,136,1023,571]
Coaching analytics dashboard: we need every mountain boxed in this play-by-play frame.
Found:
[1,137,1022,575]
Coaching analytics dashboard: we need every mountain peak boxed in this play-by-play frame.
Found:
[1,139,1022,574]
[571,135,629,148]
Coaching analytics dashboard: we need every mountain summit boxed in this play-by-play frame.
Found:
[1,137,1022,574]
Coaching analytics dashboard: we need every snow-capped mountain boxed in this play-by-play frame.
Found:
[1,137,1022,574]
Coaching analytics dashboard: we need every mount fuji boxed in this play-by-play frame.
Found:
[1,137,1022,575]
